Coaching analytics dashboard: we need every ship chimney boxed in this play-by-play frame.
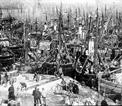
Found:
[88,33,95,62]
[78,23,85,40]
[54,23,57,31]
[78,24,82,35]
[44,22,48,31]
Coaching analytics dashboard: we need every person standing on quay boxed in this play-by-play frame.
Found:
[8,84,15,101]
[37,88,42,106]
[32,87,38,106]
[41,88,46,106]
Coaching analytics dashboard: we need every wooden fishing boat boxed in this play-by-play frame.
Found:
[8,45,24,60]
[99,67,122,93]
[0,49,14,67]
[100,78,121,94]
[37,62,74,77]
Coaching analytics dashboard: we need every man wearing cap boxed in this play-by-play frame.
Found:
[32,87,39,106]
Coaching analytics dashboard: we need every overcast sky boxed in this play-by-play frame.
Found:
[1,0,121,6]
[1,0,122,21]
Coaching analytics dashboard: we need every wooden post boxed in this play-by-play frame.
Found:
[120,59,122,105]
[98,75,100,105]
[121,85,122,105]
[97,71,102,105]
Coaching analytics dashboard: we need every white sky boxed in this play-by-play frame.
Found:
[0,0,121,8]
[40,0,121,5]
[1,0,122,21]
[0,0,121,5]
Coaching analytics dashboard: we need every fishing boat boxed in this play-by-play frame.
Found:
[100,78,121,94]
[0,47,14,68]
[7,45,24,61]
[98,66,122,101]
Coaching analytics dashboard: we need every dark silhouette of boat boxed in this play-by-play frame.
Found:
[0,47,14,68]
[7,45,24,61]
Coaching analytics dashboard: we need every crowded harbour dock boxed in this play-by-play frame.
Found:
[0,0,122,105]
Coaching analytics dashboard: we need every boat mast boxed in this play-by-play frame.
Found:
[24,16,28,64]
[67,10,70,30]
[0,7,2,23]
[57,3,63,72]
[44,11,48,23]
[23,22,26,64]
[75,8,78,27]
[35,17,38,33]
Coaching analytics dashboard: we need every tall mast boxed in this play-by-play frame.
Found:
[23,21,26,64]
[24,15,29,64]
[46,12,48,22]
[75,8,78,27]
[0,7,2,23]
[67,10,70,30]
[57,3,63,72]
[105,5,107,19]
[83,9,85,21]
[35,17,38,33]
[58,3,63,51]
[78,7,81,17]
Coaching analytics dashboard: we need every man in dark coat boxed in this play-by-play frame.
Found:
[72,83,79,94]
[32,87,42,106]
[37,88,42,105]
[101,98,108,106]
[33,87,38,106]
[8,84,15,100]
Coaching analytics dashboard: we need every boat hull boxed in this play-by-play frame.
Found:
[100,79,121,94]
[100,78,122,101]
[28,62,75,78]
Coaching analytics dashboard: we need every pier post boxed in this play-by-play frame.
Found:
[120,59,122,105]
[97,71,102,105]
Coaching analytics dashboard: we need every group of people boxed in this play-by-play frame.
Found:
[8,83,47,106]
[32,87,46,106]
[67,80,79,94]
[60,78,79,95]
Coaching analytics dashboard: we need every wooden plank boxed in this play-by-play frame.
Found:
[100,79,121,88]
[100,78,122,94]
